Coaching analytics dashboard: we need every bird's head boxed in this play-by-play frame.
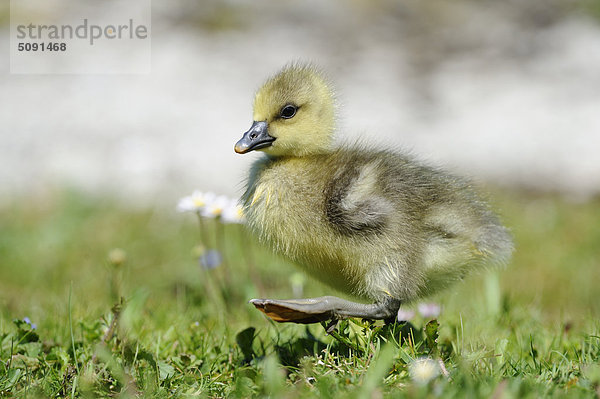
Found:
[235,64,336,157]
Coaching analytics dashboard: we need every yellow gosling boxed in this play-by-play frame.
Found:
[235,64,513,325]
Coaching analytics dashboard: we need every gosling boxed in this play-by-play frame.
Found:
[234,64,513,325]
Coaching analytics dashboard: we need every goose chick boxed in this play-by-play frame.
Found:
[235,64,513,324]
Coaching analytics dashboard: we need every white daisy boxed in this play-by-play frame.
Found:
[221,199,245,224]
[409,357,440,385]
[418,303,441,318]
[201,194,230,218]
[396,308,416,322]
[177,190,214,213]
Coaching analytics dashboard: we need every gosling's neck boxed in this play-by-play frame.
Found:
[263,134,336,159]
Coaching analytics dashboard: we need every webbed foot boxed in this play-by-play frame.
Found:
[249,296,400,324]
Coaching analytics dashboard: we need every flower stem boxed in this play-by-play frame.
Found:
[195,212,209,247]
[237,226,265,296]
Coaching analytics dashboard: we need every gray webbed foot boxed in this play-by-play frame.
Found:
[249,296,400,324]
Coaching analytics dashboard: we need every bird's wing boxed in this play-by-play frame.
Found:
[325,162,393,236]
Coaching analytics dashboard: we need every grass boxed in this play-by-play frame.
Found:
[0,188,599,398]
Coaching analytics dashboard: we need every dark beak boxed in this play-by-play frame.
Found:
[234,121,275,154]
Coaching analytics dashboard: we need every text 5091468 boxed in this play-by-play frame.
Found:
[18,42,67,51]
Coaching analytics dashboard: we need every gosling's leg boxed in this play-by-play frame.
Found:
[249,296,400,324]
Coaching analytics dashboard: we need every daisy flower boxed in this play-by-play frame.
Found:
[221,199,245,224]
[396,308,416,322]
[177,191,216,213]
[409,357,440,385]
[418,303,441,318]
[201,194,230,218]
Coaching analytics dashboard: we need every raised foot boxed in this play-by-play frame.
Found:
[249,298,334,324]
[249,296,401,324]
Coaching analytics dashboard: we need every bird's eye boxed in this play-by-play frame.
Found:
[280,104,297,119]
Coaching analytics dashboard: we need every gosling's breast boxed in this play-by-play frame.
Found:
[243,155,390,298]
[244,157,331,255]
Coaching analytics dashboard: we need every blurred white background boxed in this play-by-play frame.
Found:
[1,0,599,205]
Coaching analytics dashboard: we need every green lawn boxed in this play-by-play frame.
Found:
[1,188,599,398]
